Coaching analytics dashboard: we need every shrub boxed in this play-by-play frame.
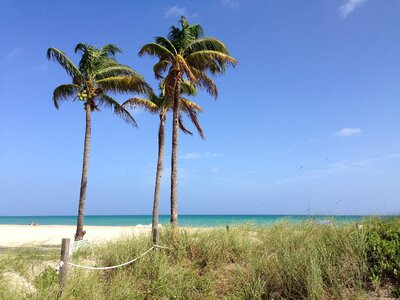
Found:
[364,217,400,292]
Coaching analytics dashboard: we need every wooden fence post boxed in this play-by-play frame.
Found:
[59,238,70,292]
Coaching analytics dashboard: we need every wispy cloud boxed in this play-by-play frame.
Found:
[339,0,368,17]
[3,48,22,62]
[222,0,239,8]
[273,153,400,186]
[181,152,224,159]
[335,127,362,137]
[165,5,187,18]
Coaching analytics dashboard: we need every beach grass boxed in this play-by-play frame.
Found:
[0,218,399,299]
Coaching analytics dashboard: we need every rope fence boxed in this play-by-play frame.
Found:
[67,244,169,270]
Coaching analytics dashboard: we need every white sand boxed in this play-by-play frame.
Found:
[0,225,151,247]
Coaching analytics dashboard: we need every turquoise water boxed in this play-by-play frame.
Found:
[0,215,367,227]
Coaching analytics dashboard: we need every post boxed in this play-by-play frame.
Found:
[59,238,70,292]
[226,225,230,232]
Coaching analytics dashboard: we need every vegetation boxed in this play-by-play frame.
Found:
[1,218,399,299]
[47,44,149,241]
[139,16,237,226]
[123,81,203,243]
[364,218,400,297]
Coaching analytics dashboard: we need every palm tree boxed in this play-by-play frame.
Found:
[139,16,237,226]
[47,43,150,241]
[123,81,203,243]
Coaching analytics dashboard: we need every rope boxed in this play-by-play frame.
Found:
[67,245,169,270]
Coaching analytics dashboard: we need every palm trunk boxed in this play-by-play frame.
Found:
[170,78,181,227]
[75,103,91,241]
[152,112,166,244]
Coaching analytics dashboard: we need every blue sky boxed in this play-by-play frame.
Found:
[0,0,399,216]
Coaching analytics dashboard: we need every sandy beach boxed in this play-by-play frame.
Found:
[0,225,151,248]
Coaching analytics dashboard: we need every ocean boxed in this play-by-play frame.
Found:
[0,215,367,227]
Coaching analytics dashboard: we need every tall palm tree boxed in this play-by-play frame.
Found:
[47,43,150,241]
[123,81,203,243]
[139,16,237,226]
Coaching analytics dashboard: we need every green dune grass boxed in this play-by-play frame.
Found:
[0,218,399,299]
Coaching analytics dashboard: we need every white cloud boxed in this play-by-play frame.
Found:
[181,152,224,159]
[335,127,362,137]
[165,5,187,18]
[339,0,368,17]
[222,0,239,8]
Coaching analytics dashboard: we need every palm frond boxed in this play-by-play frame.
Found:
[176,55,196,82]
[154,36,177,55]
[122,97,159,113]
[94,65,137,80]
[186,50,238,74]
[191,68,218,98]
[96,94,137,127]
[178,116,193,136]
[74,43,88,54]
[52,84,80,109]
[138,43,173,60]
[180,80,197,96]
[184,38,229,56]
[180,100,205,139]
[46,48,81,79]
[96,76,151,94]
[180,98,203,112]
[153,60,171,79]
[99,44,123,58]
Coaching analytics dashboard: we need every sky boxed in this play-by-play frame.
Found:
[0,0,399,216]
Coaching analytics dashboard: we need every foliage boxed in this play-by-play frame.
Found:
[0,222,379,300]
[123,80,204,138]
[363,217,400,294]
[47,43,150,125]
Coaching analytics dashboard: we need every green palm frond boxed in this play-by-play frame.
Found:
[122,97,159,113]
[180,81,197,96]
[94,65,137,80]
[168,17,204,51]
[186,50,238,74]
[96,76,150,94]
[138,43,174,60]
[99,44,123,58]
[154,37,178,55]
[96,94,137,126]
[52,84,81,109]
[184,38,229,56]
[46,48,81,79]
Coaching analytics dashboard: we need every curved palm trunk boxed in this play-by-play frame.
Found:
[152,112,166,244]
[170,78,182,227]
[75,103,91,241]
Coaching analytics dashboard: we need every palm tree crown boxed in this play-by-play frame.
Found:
[47,43,150,125]
[139,16,238,99]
